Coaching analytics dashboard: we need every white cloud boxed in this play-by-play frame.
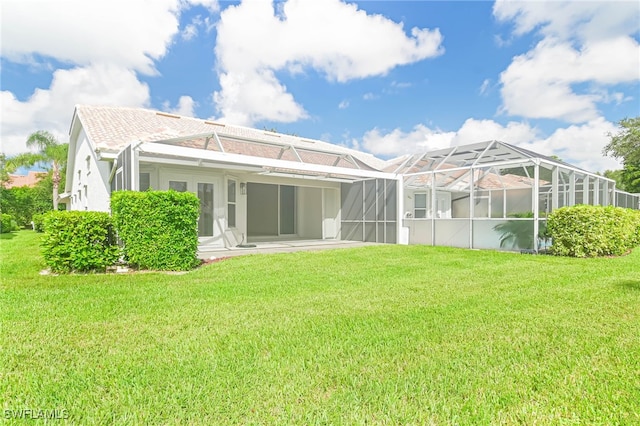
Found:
[494,1,640,123]
[1,64,150,156]
[493,1,639,42]
[181,14,217,41]
[479,79,491,96]
[164,95,197,117]
[213,0,444,125]
[182,24,199,41]
[363,92,378,101]
[357,118,621,172]
[361,124,455,157]
[1,0,217,155]
[1,0,218,74]
[390,81,412,89]
[213,70,307,125]
[338,100,350,110]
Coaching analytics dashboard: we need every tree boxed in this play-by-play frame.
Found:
[603,117,640,193]
[8,131,68,210]
[0,154,10,187]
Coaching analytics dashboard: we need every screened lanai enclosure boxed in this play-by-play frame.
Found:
[394,141,640,251]
[108,117,402,251]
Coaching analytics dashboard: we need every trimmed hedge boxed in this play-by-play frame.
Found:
[41,211,119,273]
[111,190,200,271]
[1,213,18,233]
[547,205,640,257]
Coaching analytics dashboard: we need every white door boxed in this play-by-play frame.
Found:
[435,191,452,218]
[322,188,339,239]
[161,173,222,245]
[197,182,214,237]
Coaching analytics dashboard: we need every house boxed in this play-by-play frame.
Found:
[63,105,402,251]
[63,105,639,252]
[5,171,47,189]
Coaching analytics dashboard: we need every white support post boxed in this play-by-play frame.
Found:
[396,175,405,245]
[568,171,575,206]
[469,168,475,249]
[551,166,559,212]
[503,188,507,218]
[431,172,436,246]
[131,145,139,191]
[533,161,540,252]
[593,177,600,205]
[584,175,590,204]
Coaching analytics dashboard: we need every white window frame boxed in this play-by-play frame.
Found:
[414,192,428,219]
[227,178,237,229]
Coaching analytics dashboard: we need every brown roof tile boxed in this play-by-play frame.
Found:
[75,105,386,171]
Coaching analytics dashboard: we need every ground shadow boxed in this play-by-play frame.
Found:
[616,280,640,291]
[0,233,17,240]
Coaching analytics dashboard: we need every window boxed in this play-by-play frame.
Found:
[227,179,236,228]
[86,156,91,175]
[139,172,150,191]
[414,193,427,218]
[169,181,187,192]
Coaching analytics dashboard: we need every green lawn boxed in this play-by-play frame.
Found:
[1,231,639,424]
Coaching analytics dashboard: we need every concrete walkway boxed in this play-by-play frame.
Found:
[198,239,379,259]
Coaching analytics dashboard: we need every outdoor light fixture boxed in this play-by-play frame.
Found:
[240,182,246,195]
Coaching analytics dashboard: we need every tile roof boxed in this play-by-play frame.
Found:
[75,105,387,171]
[5,171,47,189]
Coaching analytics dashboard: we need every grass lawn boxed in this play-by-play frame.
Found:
[1,230,639,424]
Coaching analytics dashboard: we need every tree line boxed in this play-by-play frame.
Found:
[1,131,68,231]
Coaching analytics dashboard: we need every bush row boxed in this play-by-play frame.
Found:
[40,190,200,273]
[547,205,640,257]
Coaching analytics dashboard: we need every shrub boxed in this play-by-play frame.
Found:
[1,213,18,233]
[32,213,46,232]
[547,205,640,257]
[111,190,200,271]
[41,211,119,273]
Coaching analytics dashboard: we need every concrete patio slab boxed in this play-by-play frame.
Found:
[198,239,379,259]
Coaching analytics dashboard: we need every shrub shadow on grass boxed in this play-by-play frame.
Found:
[616,280,640,291]
[0,232,18,240]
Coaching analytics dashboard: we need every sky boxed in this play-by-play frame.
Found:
[1,0,639,173]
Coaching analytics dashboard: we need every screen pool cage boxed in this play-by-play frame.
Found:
[393,140,639,251]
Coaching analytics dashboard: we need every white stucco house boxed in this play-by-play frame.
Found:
[63,105,639,252]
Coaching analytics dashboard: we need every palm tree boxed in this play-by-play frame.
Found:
[8,131,68,210]
[493,212,550,251]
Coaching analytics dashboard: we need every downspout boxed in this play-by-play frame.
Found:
[109,158,118,183]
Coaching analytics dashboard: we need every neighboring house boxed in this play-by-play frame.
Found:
[63,105,640,252]
[5,171,46,189]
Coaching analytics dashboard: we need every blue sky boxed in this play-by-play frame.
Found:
[1,0,639,172]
